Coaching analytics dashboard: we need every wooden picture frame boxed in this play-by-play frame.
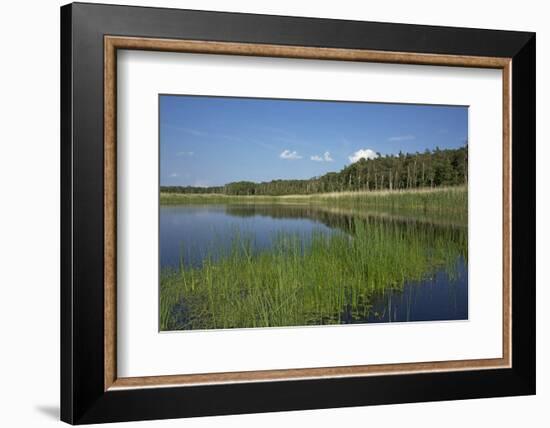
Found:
[61,2,535,424]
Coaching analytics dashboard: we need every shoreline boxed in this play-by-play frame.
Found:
[160,184,467,204]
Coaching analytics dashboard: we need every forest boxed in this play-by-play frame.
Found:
[161,145,467,196]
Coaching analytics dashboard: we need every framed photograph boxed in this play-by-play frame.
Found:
[61,2,535,424]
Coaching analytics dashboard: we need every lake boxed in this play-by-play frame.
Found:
[160,204,338,268]
[160,203,468,328]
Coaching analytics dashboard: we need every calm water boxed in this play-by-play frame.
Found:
[160,204,338,268]
[160,203,468,323]
[350,257,468,323]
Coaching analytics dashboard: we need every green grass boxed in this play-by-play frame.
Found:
[160,218,467,331]
[160,185,467,226]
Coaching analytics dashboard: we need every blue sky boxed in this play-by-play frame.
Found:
[160,95,467,187]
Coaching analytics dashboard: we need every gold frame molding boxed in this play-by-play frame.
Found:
[104,36,512,391]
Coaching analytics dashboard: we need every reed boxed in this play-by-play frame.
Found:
[160,185,467,226]
[160,218,467,330]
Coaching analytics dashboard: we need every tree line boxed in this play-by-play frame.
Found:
[161,145,467,196]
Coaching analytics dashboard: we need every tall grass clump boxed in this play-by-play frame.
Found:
[160,185,467,226]
[160,218,467,331]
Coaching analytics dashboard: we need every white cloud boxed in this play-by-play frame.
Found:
[310,151,334,162]
[193,179,210,187]
[169,173,179,178]
[280,149,302,160]
[166,126,207,137]
[176,151,194,156]
[388,134,415,142]
[348,149,378,163]
[166,125,243,142]
[184,128,206,137]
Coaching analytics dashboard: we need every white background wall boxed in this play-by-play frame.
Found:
[0,1,546,426]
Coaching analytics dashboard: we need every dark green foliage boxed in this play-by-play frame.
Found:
[162,145,468,196]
